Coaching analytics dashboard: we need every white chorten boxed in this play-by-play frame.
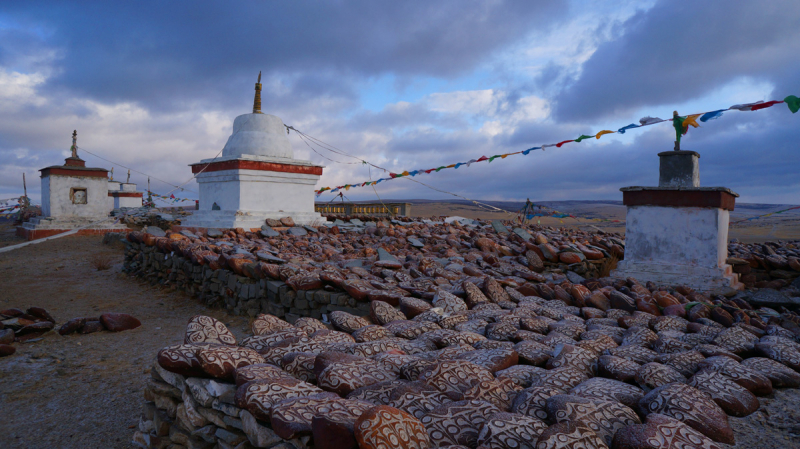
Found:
[18,130,131,240]
[181,73,325,230]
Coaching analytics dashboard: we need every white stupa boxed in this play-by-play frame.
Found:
[181,73,325,230]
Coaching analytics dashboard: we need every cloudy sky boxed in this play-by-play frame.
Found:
[1,0,798,206]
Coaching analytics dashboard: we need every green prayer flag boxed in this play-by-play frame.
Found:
[785,95,800,113]
[575,134,594,142]
[672,115,686,142]
[435,166,445,172]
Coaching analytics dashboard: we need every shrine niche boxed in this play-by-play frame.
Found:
[71,188,87,205]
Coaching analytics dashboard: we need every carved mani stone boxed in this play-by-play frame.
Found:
[354,405,431,449]
[330,311,371,333]
[569,377,644,409]
[597,355,640,383]
[421,400,503,447]
[545,394,640,447]
[418,360,495,397]
[197,346,265,379]
[634,362,687,392]
[185,315,236,345]
[251,313,294,336]
[476,411,548,449]
[740,357,800,388]
[157,343,219,377]
[638,383,734,444]
[611,413,724,449]
[534,421,608,449]
[687,370,759,417]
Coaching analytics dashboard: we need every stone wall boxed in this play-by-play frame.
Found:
[134,361,308,449]
[122,241,370,321]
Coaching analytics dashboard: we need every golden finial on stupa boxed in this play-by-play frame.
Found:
[253,71,262,114]
[70,130,78,158]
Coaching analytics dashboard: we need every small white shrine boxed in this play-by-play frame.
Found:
[180,73,325,230]
[612,148,742,291]
[108,169,144,210]
[18,131,132,240]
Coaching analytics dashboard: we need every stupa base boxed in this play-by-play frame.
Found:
[612,261,743,292]
[179,209,326,231]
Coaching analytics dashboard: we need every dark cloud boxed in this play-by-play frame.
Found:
[2,1,565,111]
[2,1,798,206]
[554,0,800,121]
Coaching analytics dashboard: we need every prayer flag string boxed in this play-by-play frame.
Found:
[313,94,797,195]
[146,190,197,204]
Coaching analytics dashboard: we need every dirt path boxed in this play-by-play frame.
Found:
[0,235,250,449]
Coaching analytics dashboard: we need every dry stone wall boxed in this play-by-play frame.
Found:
[135,361,310,449]
[123,241,370,321]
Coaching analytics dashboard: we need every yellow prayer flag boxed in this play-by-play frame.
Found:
[401,171,409,176]
[683,114,701,129]
[501,154,509,159]
[446,164,456,168]
[595,130,614,139]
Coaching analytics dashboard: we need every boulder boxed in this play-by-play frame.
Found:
[0,344,15,357]
[100,313,141,332]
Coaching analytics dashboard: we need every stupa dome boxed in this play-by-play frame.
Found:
[221,113,294,159]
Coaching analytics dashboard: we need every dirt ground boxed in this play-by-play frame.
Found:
[0,233,250,449]
[1,227,799,448]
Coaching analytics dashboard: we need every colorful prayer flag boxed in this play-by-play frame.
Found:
[700,110,725,122]
[785,95,800,113]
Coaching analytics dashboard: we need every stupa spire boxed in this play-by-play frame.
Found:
[253,71,262,114]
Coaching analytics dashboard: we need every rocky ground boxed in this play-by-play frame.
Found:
[725,387,800,448]
[0,232,799,448]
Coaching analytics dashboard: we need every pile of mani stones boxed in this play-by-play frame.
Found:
[154,280,800,449]
[0,307,141,357]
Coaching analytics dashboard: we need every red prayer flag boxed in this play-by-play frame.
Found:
[556,140,575,148]
[477,156,489,162]
[750,100,783,111]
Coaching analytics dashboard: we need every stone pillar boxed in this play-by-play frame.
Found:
[658,151,699,187]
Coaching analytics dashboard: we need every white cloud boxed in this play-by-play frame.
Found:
[0,68,46,107]
[428,89,502,116]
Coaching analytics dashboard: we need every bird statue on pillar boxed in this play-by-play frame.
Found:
[70,130,78,158]
[253,71,262,114]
